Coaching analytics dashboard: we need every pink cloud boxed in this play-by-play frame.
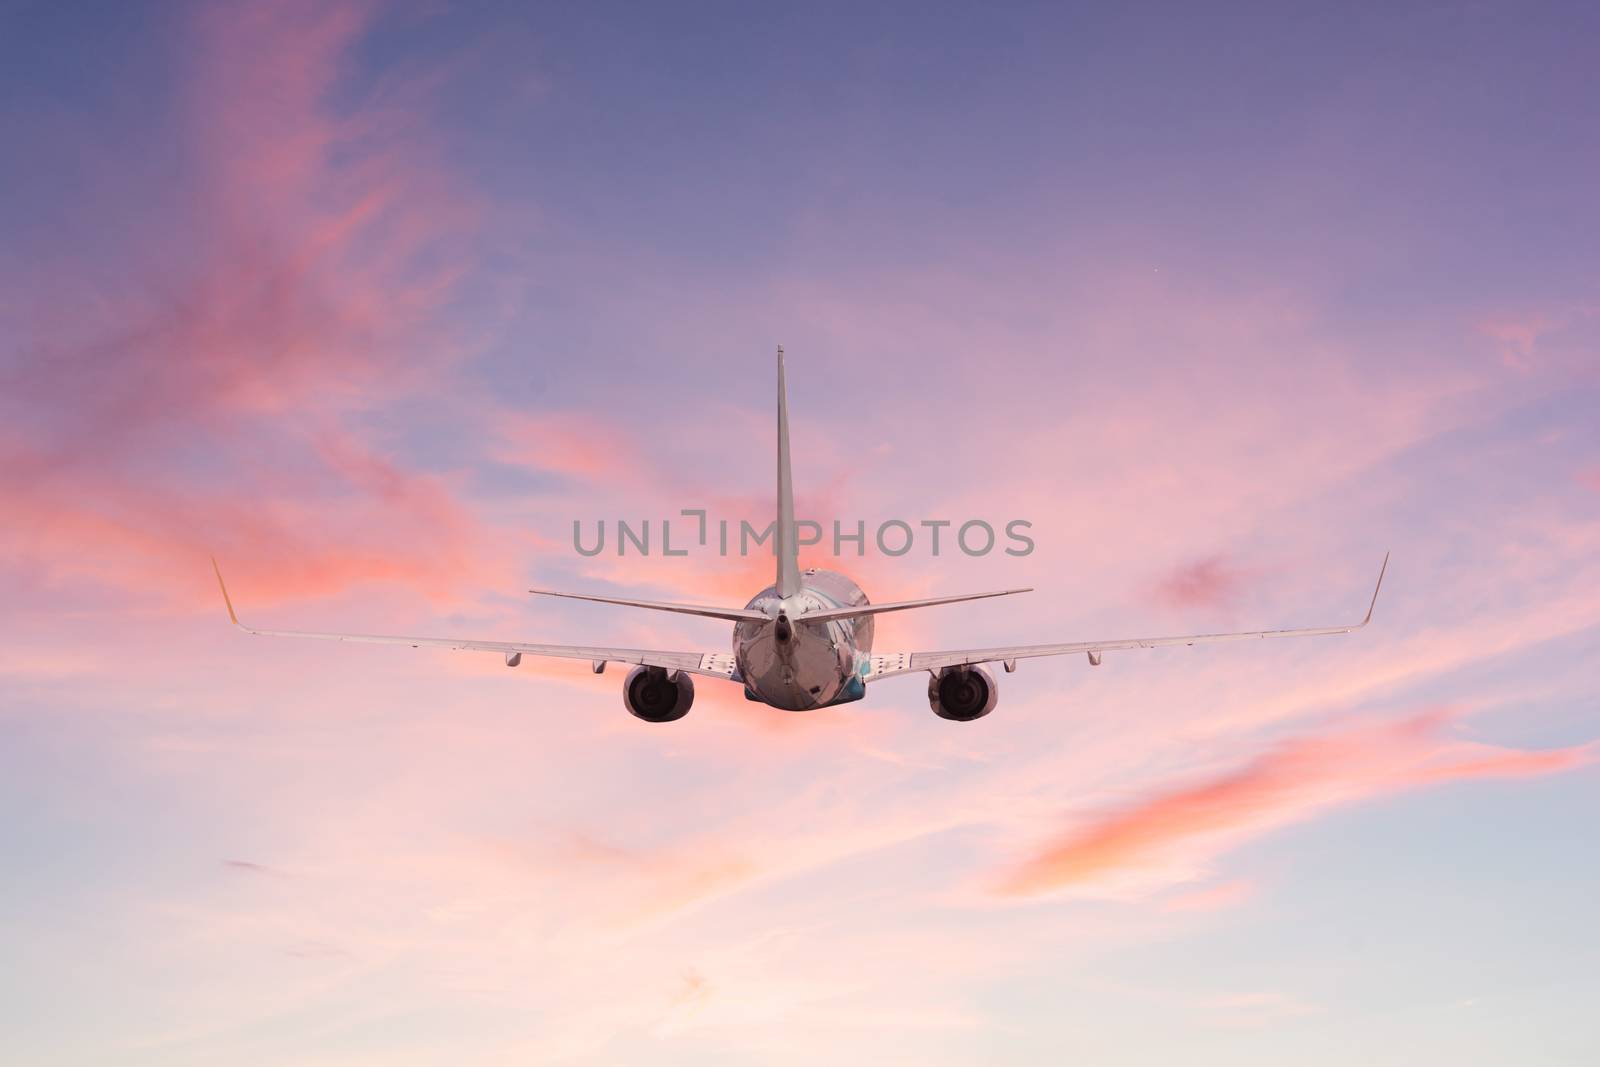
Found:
[0,0,498,609]
[1151,554,1256,609]
[1473,303,1600,373]
[7,9,1600,1061]
[0,429,489,610]
[493,412,654,484]
[1476,311,1548,369]
[994,708,1592,898]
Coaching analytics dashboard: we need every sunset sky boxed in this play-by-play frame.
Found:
[3,2,1598,1063]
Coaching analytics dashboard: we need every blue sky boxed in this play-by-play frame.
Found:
[2,1,1598,1062]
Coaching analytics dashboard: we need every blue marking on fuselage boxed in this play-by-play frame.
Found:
[826,673,866,706]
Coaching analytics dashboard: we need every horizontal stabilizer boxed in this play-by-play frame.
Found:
[529,588,767,622]
[800,588,1031,623]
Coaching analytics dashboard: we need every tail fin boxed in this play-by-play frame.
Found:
[775,345,802,598]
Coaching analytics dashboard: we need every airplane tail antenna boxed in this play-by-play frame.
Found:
[775,345,802,598]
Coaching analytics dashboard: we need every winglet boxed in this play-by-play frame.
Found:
[1361,552,1389,627]
[211,556,240,627]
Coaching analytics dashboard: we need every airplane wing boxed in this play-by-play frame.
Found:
[212,560,738,680]
[866,555,1387,682]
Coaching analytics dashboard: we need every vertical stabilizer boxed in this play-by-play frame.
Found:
[775,345,802,597]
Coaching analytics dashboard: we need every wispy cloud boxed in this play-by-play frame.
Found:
[1151,554,1256,610]
[222,859,280,877]
[6,5,1600,1062]
[0,0,492,608]
[995,708,1592,899]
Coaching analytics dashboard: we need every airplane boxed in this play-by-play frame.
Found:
[212,347,1387,722]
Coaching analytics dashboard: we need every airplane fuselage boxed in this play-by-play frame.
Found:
[735,568,874,710]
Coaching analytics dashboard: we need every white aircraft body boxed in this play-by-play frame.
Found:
[213,349,1386,722]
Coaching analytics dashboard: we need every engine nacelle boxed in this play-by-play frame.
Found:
[623,665,695,723]
[927,665,998,721]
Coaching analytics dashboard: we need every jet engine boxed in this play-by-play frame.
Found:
[928,665,998,721]
[623,665,695,723]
